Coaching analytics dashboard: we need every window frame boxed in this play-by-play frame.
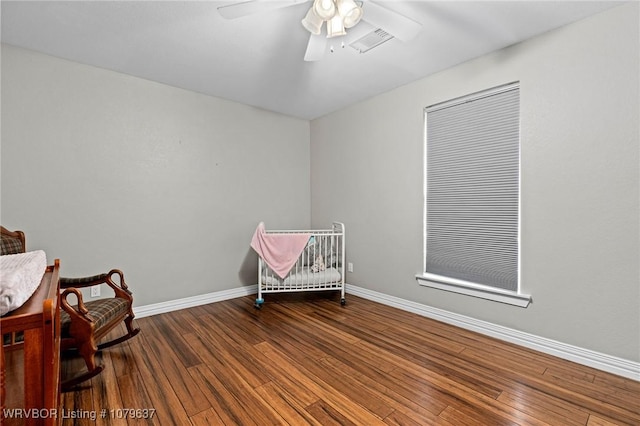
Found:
[416,82,531,307]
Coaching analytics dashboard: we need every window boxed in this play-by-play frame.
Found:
[416,82,531,307]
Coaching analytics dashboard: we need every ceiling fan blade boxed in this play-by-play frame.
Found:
[362,1,423,42]
[218,0,310,20]
[304,33,327,62]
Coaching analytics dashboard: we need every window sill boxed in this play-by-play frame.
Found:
[416,273,531,308]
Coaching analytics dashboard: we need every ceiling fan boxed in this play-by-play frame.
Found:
[217,0,423,61]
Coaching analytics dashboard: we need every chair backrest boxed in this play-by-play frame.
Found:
[0,226,26,255]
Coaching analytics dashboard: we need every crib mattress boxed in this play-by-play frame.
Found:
[262,266,342,287]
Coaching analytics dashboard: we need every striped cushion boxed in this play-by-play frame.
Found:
[61,298,130,337]
[1,236,24,255]
[61,274,108,287]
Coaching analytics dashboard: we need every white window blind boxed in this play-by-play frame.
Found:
[424,83,520,293]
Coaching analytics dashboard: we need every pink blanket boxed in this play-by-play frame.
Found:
[250,222,311,279]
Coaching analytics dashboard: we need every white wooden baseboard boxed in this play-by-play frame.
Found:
[132,283,639,381]
[133,285,255,318]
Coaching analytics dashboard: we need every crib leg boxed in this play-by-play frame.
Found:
[255,298,264,309]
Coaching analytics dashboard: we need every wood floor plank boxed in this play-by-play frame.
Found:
[388,366,549,426]
[270,302,362,345]
[382,408,451,426]
[298,355,396,420]
[317,355,451,424]
[182,319,271,390]
[438,405,508,426]
[90,350,127,426]
[253,341,388,425]
[108,333,143,379]
[204,300,269,347]
[253,381,325,426]
[593,371,640,393]
[56,295,640,426]
[497,389,590,426]
[271,315,399,374]
[356,304,638,426]
[130,331,191,426]
[305,399,358,426]
[115,373,156,426]
[200,358,284,425]
[460,346,548,377]
[184,331,284,425]
[163,308,200,337]
[587,414,627,426]
[145,314,202,368]
[544,370,640,415]
[314,302,520,406]
[60,368,95,426]
[188,363,260,426]
[188,407,225,426]
[315,303,467,355]
[493,359,640,424]
[141,331,209,417]
[245,341,325,408]
[348,326,506,400]
[260,311,353,364]
[543,364,596,384]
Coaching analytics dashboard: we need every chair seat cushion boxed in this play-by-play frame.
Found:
[61,298,130,337]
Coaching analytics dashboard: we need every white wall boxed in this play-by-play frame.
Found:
[311,3,639,362]
[1,44,311,306]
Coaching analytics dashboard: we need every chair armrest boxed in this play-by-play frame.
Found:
[60,269,131,299]
[103,270,133,301]
[60,287,94,324]
[60,273,109,289]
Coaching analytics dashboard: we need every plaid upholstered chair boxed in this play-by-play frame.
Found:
[0,226,140,390]
[59,269,140,389]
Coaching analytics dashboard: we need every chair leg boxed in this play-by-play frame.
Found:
[62,338,103,391]
[61,366,104,391]
[97,316,140,350]
[125,315,137,336]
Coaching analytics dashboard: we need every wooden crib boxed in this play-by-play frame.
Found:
[1,260,61,426]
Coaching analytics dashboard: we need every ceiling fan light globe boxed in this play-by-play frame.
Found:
[326,14,346,38]
[313,0,337,20]
[336,0,362,28]
[342,8,363,28]
[301,8,323,35]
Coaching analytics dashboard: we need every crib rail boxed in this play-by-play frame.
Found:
[256,222,345,308]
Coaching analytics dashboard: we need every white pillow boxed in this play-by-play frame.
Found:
[0,250,47,316]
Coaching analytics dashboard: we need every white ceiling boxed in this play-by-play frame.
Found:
[0,1,622,120]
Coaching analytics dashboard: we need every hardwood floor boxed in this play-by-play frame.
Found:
[56,293,639,426]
